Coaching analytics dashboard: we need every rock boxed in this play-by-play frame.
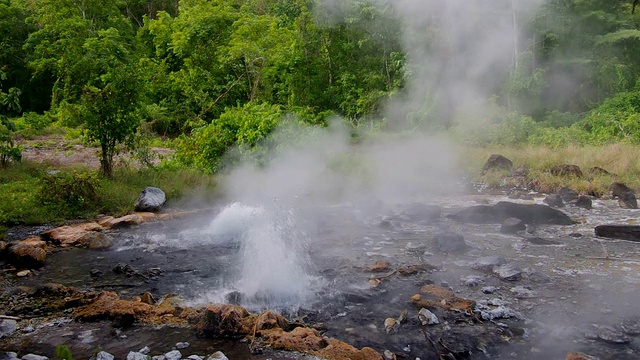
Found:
[256,311,289,331]
[0,319,17,338]
[96,352,114,360]
[525,270,551,283]
[618,191,637,209]
[597,327,630,344]
[400,203,441,222]
[449,201,575,225]
[550,164,582,177]
[0,353,19,360]
[594,225,640,242]
[510,286,536,298]
[194,304,251,338]
[151,356,165,360]
[472,256,507,271]
[113,263,137,277]
[41,223,105,247]
[559,187,579,202]
[206,352,229,360]
[16,270,30,277]
[22,326,34,333]
[565,353,597,360]
[138,347,150,355]
[74,291,153,327]
[609,182,633,198]
[384,318,399,333]
[367,261,391,272]
[175,342,189,349]
[493,264,522,281]
[126,352,148,360]
[134,187,166,212]
[186,356,202,360]
[405,242,427,252]
[141,292,156,305]
[411,285,475,312]
[433,232,467,253]
[86,232,113,250]
[417,308,439,325]
[382,350,395,360]
[461,275,484,287]
[482,154,513,172]
[0,241,6,252]
[90,269,103,278]
[500,217,526,234]
[511,166,528,177]
[621,318,640,335]
[543,194,564,208]
[8,237,47,268]
[21,355,48,360]
[574,196,592,210]
[481,286,498,294]
[164,350,181,360]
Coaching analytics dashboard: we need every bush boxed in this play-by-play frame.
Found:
[175,102,282,173]
[579,91,640,143]
[40,171,100,216]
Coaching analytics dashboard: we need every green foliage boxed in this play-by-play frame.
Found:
[579,90,640,143]
[0,72,22,166]
[55,344,73,360]
[40,171,100,216]
[175,102,282,172]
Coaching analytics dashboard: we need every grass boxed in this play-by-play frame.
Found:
[0,161,217,232]
[462,143,640,194]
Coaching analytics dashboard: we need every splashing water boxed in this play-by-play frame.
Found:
[206,202,318,308]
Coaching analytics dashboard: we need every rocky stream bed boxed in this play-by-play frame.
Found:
[2,189,640,360]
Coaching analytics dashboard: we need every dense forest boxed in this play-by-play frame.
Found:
[1,0,640,176]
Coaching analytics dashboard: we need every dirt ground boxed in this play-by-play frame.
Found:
[19,135,174,169]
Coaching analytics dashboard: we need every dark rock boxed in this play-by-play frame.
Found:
[493,264,522,281]
[550,164,582,177]
[575,196,592,210]
[113,263,137,277]
[0,353,19,360]
[500,217,526,234]
[175,342,190,350]
[618,191,637,209]
[90,269,103,278]
[559,187,579,202]
[400,203,441,222]
[543,194,564,208]
[433,232,467,253]
[511,166,528,177]
[482,154,513,172]
[449,201,575,225]
[472,256,507,271]
[621,318,640,335]
[609,182,633,198]
[481,286,498,294]
[134,187,166,212]
[595,225,640,241]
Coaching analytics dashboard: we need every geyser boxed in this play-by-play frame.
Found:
[206,202,318,308]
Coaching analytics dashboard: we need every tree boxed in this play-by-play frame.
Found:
[0,70,21,166]
[79,29,142,177]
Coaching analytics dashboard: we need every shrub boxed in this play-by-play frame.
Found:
[40,171,100,215]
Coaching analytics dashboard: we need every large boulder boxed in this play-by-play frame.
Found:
[400,203,441,222]
[449,201,575,225]
[619,191,638,209]
[595,225,640,242]
[559,187,579,202]
[433,232,467,253]
[134,187,166,212]
[482,154,513,173]
[609,182,633,198]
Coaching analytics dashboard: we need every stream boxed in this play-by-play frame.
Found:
[2,193,640,359]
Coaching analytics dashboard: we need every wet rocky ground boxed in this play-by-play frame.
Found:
[2,191,640,360]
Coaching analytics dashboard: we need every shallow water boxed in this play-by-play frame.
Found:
[7,194,640,359]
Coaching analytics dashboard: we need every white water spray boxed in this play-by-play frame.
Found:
[206,202,318,307]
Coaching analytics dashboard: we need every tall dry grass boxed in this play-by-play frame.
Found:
[459,144,640,194]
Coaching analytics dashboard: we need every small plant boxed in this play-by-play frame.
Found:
[55,344,73,360]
